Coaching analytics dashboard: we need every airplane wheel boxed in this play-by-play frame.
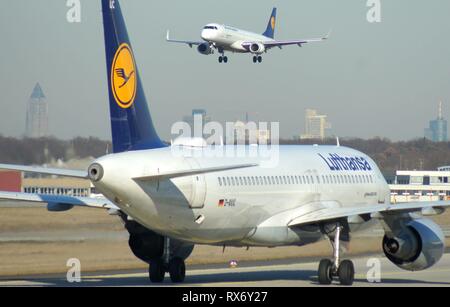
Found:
[318,259,333,285]
[223,56,228,63]
[253,56,257,63]
[149,258,165,283]
[169,257,186,283]
[338,260,355,286]
[257,56,262,63]
[218,56,223,63]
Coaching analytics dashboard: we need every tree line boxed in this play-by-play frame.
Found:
[0,135,449,174]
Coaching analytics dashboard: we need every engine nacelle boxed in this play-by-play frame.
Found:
[249,42,265,54]
[197,43,213,55]
[129,232,165,263]
[382,218,444,271]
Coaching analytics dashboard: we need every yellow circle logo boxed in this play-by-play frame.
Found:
[271,16,276,30]
[111,43,137,109]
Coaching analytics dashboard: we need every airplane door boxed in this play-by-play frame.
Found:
[186,158,206,209]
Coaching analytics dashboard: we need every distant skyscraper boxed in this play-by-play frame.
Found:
[182,109,211,138]
[300,109,331,140]
[424,101,447,142]
[25,83,48,138]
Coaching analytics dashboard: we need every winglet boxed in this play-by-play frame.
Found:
[166,30,170,41]
[324,29,332,40]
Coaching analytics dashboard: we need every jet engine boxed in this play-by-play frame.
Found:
[382,218,444,271]
[129,232,165,263]
[249,42,265,54]
[197,43,213,55]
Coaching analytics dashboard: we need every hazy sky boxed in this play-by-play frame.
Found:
[1,0,449,141]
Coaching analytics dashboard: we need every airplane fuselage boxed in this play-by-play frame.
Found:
[201,23,274,53]
[92,145,390,247]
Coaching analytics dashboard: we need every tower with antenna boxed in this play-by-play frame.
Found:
[424,101,447,142]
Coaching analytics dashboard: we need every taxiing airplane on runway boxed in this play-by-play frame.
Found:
[0,0,448,286]
[166,8,329,63]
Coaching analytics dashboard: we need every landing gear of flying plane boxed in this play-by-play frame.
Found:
[252,55,262,63]
[218,55,228,63]
[318,224,355,286]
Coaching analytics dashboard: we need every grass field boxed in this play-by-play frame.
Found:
[0,204,449,277]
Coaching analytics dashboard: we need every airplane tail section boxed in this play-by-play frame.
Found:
[101,0,166,153]
[262,7,277,39]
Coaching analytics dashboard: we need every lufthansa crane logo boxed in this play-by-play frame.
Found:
[270,16,275,30]
[111,43,137,109]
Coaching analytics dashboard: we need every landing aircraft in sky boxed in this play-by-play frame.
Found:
[167,8,329,63]
[0,0,448,285]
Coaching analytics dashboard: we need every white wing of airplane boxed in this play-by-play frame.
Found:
[166,30,203,47]
[287,201,450,227]
[260,30,331,49]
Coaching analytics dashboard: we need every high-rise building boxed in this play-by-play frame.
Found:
[300,109,331,140]
[25,83,48,138]
[182,109,211,138]
[233,112,270,144]
[424,101,447,142]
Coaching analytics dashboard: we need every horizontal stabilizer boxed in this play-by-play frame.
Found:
[133,163,258,180]
[0,163,88,178]
[0,191,117,210]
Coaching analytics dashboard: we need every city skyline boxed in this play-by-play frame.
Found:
[1,1,449,141]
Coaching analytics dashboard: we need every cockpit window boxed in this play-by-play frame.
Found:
[204,26,218,30]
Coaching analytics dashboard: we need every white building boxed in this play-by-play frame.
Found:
[300,109,331,140]
[387,168,450,203]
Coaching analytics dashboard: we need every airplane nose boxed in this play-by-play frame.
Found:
[201,30,208,40]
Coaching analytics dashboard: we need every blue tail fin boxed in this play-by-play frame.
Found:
[101,0,166,153]
[262,8,277,39]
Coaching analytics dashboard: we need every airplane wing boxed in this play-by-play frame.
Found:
[0,163,87,178]
[166,30,204,47]
[0,191,118,210]
[261,31,331,49]
[287,201,450,227]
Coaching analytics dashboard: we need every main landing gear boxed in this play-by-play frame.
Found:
[318,224,355,286]
[218,55,228,63]
[148,238,186,283]
[149,257,186,283]
[252,55,262,63]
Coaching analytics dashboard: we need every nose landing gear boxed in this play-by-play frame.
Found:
[318,224,355,286]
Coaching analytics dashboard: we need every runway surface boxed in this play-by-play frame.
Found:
[1,253,450,287]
